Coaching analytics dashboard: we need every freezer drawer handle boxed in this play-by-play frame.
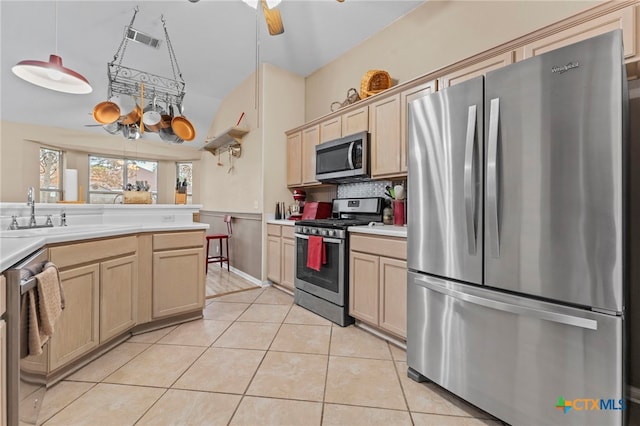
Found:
[413,275,598,330]
[487,97,500,257]
[464,104,478,255]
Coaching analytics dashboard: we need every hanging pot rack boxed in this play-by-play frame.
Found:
[98,7,189,141]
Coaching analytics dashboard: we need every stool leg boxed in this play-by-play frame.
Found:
[205,239,210,274]
[225,237,230,271]
[219,239,223,269]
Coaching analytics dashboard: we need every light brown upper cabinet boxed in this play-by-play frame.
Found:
[342,105,369,137]
[438,52,515,89]
[400,80,437,173]
[369,93,402,178]
[301,124,320,185]
[286,131,302,187]
[320,116,342,143]
[320,105,369,143]
[518,5,638,62]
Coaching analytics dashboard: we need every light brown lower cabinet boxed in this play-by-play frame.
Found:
[50,263,100,371]
[266,224,296,291]
[100,255,138,342]
[1,319,6,426]
[152,247,204,319]
[349,234,407,339]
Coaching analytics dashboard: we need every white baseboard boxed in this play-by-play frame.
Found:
[227,265,263,287]
[630,386,640,405]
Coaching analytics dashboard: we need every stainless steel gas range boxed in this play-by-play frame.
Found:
[294,197,383,326]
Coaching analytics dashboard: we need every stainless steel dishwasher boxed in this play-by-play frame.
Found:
[6,248,49,426]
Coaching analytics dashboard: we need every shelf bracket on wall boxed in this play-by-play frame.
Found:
[201,126,249,157]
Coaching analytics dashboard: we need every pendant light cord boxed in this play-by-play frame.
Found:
[54,0,58,54]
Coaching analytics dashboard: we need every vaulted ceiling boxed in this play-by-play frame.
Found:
[1,0,424,147]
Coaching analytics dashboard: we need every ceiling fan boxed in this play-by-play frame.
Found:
[242,0,284,36]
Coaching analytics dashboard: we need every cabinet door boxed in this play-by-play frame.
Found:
[349,251,380,325]
[342,105,369,136]
[100,255,138,343]
[286,131,302,187]
[438,52,514,89]
[400,80,436,173]
[320,116,342,143]
[520,6,637,61]
[281,237,296,291]
[267,235,282,284]
[379,257,407,338]
[50,264,100,371]
[0,320,5,426]
[153,248,205,319]
[370,94,402,178]
[301,125,320,185]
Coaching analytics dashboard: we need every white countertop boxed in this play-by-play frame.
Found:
[266,219,296,226]
[348,224,407,238]
[0,203,208,271]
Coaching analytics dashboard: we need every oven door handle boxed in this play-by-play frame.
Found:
[294,233,343,244]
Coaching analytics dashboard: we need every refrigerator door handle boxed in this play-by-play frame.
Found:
[412,275,598,330]
[487,97,500,257]
[464,104,478,255]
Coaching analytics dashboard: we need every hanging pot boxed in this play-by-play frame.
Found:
[171,103,196,141]
[112,94,142,125]
[102,121,122,135]
[123,124,141,140]
[142,96,165,132]
[93,100,121,124]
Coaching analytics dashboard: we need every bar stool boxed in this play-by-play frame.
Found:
[205,215,232,272]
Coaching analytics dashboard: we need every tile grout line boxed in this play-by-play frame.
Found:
[389,342,416,426]
[38,381,100,424]
[320,323,335,426]
[226,294,294,425]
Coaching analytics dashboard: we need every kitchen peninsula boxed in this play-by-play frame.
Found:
[1,203,207,404]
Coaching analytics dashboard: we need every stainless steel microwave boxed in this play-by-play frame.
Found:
[315,131,369,183]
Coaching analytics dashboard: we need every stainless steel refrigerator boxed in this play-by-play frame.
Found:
[407,30,628,426]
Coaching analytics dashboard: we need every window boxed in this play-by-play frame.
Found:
[39,148,63,203]
[176,162,193,204]
[89,155,158,204]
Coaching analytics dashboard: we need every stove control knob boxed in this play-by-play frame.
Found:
[312,229,318,234]
[303,227,308,233]
[331,230,337,237]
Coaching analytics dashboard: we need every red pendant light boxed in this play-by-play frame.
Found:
[12,54,92,94]
[11,1,92,94]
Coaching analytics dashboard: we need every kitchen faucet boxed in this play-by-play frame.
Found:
[6,187,55,230]
[27,186,37,227]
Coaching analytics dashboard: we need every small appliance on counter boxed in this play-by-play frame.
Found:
[289,189,307,220]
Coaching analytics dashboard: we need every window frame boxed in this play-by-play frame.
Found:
[88,154,159,204]
[176,161,193,204]
[39,147,63,203]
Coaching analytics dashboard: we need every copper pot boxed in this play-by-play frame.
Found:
[171,104,196,141]
[92,101,121,124]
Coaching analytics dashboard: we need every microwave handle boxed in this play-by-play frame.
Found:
[347,141,355,170]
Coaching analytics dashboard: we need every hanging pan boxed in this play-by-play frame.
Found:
[92,100,120,124]
[171,103,196,141]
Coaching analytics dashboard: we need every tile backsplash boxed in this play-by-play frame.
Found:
[337,180,393,199]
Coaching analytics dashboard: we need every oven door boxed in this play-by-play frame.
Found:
[294,233,345,306]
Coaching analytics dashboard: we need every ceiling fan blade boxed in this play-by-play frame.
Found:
[261,0,284,36]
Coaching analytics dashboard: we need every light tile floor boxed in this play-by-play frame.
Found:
[40,286,501,426]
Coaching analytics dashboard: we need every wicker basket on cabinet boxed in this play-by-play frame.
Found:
[360,70,392,98]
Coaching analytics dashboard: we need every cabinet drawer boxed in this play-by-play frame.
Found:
[267,224,282,237]
[281,225,295,239]
[50,236,137,269]
[153,231,204,251]
[350,234,406,260]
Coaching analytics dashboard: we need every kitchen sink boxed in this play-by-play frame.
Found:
[0,224,135,238]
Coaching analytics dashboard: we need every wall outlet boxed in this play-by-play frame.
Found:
[161,214,175,223]
[253,200,259,209]
[216,246,219,254]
